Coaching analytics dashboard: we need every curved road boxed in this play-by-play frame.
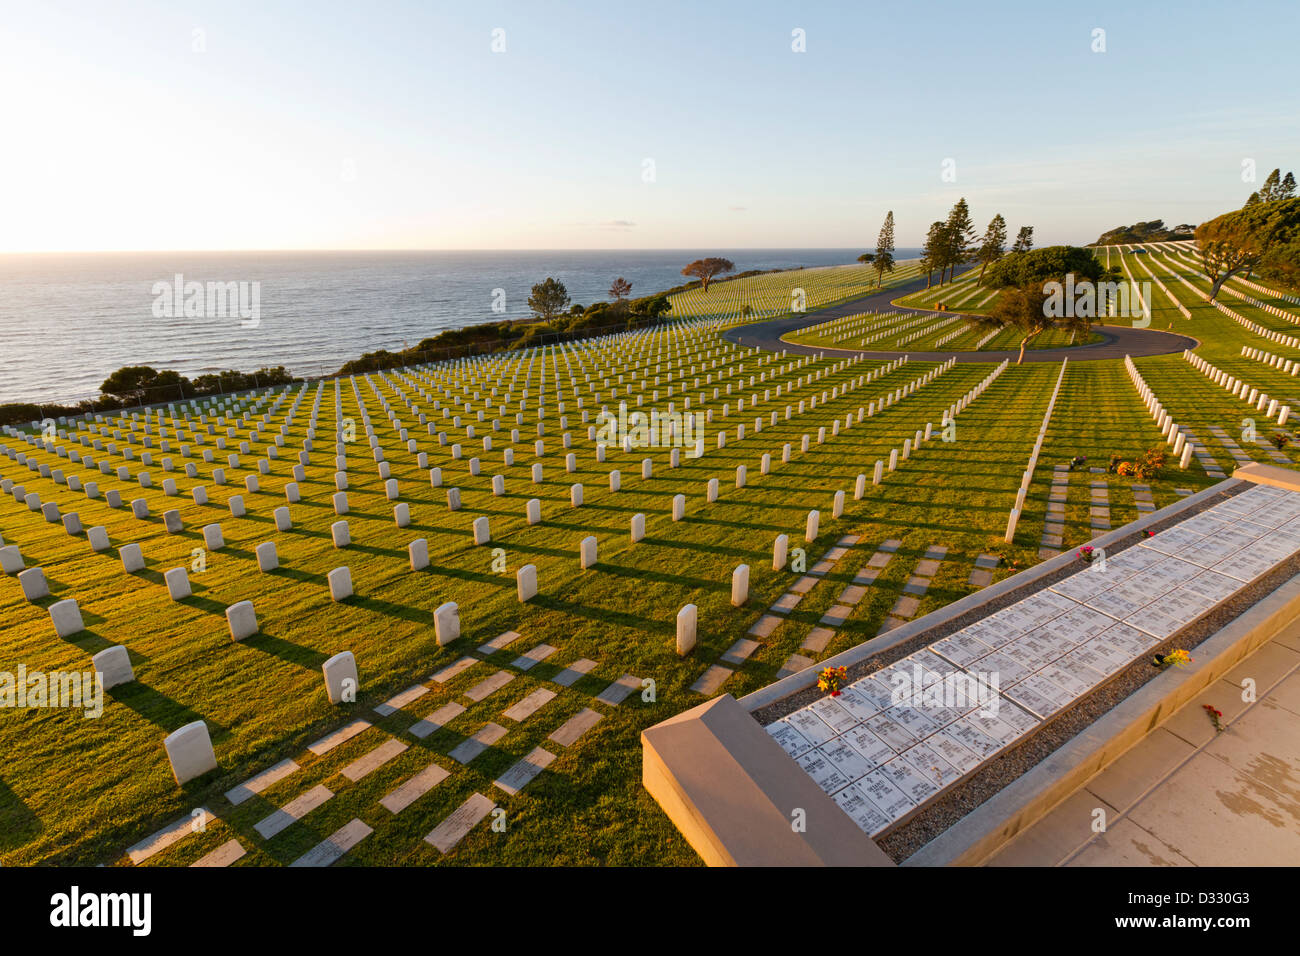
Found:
[723,271,1199,362]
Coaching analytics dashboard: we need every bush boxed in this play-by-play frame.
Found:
[984,245,1108,289]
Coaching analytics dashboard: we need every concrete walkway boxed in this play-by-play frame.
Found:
[723,272,1200,363]
[985,626,1300,866]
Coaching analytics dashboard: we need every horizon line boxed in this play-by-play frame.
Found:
[0,244,938,256]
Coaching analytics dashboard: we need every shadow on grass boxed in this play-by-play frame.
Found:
[0,776,43,851]
[110,681,230,739]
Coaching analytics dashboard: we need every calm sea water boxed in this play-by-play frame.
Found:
[0,249,918,405]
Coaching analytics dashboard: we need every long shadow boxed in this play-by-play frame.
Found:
[345,594,437,626]
[0,775,43,852]
[238,630,330,670]
[530,593,670,635]
[109,681,231,739]
[595,561,722,591]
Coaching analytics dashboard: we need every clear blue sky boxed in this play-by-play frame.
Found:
[1,0,1296,251]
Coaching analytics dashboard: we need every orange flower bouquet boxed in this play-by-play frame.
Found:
[817,666,848,697]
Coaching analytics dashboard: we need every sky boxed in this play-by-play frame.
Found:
[0,0,1297,253]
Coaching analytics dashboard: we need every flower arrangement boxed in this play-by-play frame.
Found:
[1068,455,1087,471]
[1203,704,1225,732]
[1077,545,1097,563]
[1270,432,1290,450]
[817,666,848,697]
[1143,529,1156,538]
[1153,649,1194,669]
[1108,448,1167,480]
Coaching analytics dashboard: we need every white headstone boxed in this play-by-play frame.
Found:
[434,601,460,645]
[18,567,49,601]
[329,566,353,601]
[161,566,191,600]
[322,651,358,704]
[805,509,820,542]
[121,543,145,573]
[773,533,789,570]
[257,541,279,572]
[163,720,218,785]
[631,513,646,542]
[517,563,538,602]
[672,494,685,521]
[50,598,84,637]
[227,600,258,640]
[676,603,698,656]
[332,520,350,548]
[731,564,749,606]
[92,645,134,690]
[580,535,598,568]
[473,515,490,544]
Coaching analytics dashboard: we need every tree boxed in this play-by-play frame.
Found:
[1195,198,1300,300]
[629,293,672,321]
[680,257,735,292]
[1258,240,1300,293]
[984,245,1107,289]
[1245,168,1297,207]
[965,282,1091,365]
[100,365,189,404]
[1011,225,1034,254]
[942,198,976,283]
[976,214,1007,285]
[874,211,896,288]
[920,221,946,288]
[857,252,875,264]
[609,277,632,301]
[527,277,570,320]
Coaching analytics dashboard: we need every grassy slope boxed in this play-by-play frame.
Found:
[1,242,1296,866]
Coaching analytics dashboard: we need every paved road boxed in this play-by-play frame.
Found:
[722,271,1199,362]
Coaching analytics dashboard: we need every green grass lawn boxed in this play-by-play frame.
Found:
[2,242,1298,867]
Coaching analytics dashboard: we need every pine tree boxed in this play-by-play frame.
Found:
[976,214,1008,285]
[943,198,975,283]
[1011,225,1035,254]
[1246,168,1297,206]
[874,211,896,288]
[920,221,946,288]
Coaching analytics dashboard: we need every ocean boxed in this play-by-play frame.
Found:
[0,248,918,406]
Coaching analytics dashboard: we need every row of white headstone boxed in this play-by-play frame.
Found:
[1005,360,1069,542]
[1125,356,1196,470]
[1240,345,1300,379]
[1183,350,1291,425]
